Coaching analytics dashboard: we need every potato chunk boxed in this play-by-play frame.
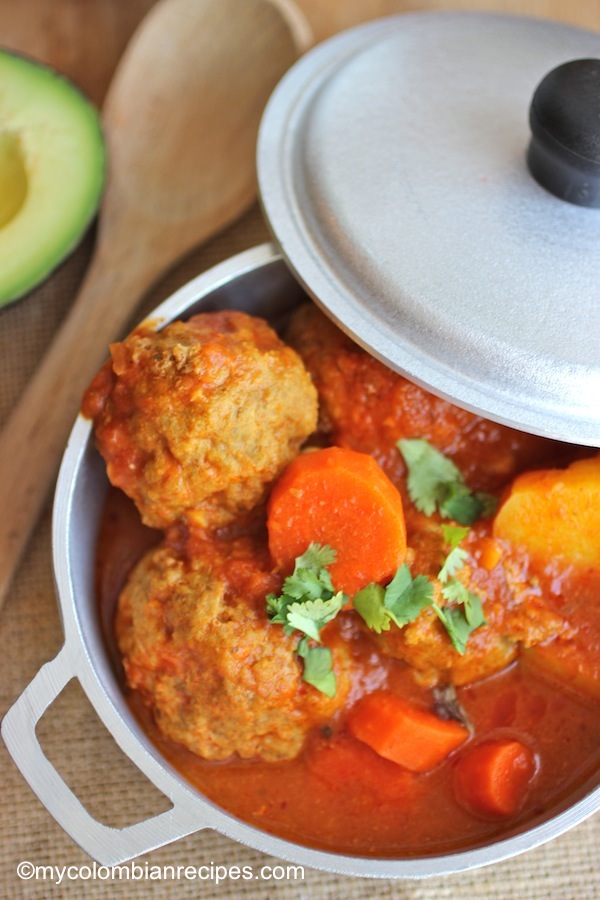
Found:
[493,454,600,571]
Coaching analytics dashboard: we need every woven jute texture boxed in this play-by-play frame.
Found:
[1,205,599,900]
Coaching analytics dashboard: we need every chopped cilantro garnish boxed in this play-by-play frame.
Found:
[384,565,435,622]
[297,637,337,697]
[268,513,488,687]
[438,525,470,582]
[284,567,334,602]
[295,543,337,571]
[397,438,459,516]
[287,595,346,642]
[397,438,498,525]
[354,564,434,634]
[433,527,487,655]
[442,524,471,552]
[266,542,346,638]
[266,543,345,695]
[432,591,486,655]
[354,525,485,656]
[352,584,390,633]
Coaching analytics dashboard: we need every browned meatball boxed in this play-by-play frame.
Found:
[83,311,318,529]
[116,535,351,762]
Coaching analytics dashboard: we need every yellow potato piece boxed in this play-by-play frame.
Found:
[493,454,600,570]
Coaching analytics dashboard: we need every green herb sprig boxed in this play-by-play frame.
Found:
[353,564,433,634]
[353,525,486,655]
[431,525,487,654]
[397,438,498,525]
[266,543,346,697]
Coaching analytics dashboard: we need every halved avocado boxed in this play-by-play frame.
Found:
[0,50,105,307]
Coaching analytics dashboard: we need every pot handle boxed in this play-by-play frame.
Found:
[1,645,204,865]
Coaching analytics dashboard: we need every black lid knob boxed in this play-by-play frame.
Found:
[527,58,600,207]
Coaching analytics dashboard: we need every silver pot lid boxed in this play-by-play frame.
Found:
[257,12,600,446]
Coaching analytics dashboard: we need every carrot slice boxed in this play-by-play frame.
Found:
[453,738,537,818]
[267,447,407,596]
[347,690,469,773]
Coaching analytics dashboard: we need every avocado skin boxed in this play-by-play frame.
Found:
[0,49,106,307]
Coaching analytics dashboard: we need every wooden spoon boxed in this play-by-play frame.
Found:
[0,0,311,608]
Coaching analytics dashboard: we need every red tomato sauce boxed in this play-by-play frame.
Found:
[97,486,600,857]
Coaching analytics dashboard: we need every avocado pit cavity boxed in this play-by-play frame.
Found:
[0,130,27,228]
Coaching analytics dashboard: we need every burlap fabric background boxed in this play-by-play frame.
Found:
[1,2,600,897]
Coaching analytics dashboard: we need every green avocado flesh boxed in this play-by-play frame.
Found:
[0,51,105,307]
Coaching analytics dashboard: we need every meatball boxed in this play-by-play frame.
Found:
[286,304,563,495]
[116,536,351,762]
[83,311,318,529]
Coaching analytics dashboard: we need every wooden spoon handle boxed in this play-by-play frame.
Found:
[0,249,155,608]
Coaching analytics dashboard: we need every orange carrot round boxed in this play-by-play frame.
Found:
[453,738,537,818]
[347,690,469,773]
[267,446,407,596]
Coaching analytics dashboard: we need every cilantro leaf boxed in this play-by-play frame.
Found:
[353,564,434,633]
[265,591,292,624]
[432,525,487,653]
[286,594,345,642]
[441,579,470,604]
[438,526,469,586]
[396,437,450,515]
[266,544,344,697]
[296,542,337,573]
[286,608,321,642]
[475,491,500,518]
[353,522,485,657]
[297,637,337,697]
[438,546,468,583]
[384,564,434,625]
[397,438,459,516]
[441,580,486,629]
[433,582,486,655]
[465,594,486,630]
[381,562,413,605]
[397,438,497,525]
[433,601,483,655]
[284,566,334,601]
[441,524,470,550]
[439,482,486,524]
[353,583,391,633]
[266,543,341,624]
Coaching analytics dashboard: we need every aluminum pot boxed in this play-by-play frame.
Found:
[2,243,600,877]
